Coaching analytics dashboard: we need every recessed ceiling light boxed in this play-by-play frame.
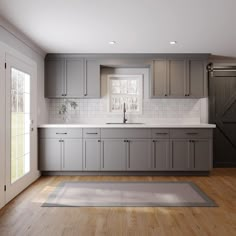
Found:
[170,41,177,45]
[109,41,116,45]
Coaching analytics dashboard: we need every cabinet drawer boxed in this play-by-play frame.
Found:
[83,128,101,138]
[170,129,212,139]
[101,128,151,139]
[152,129,170,139]
[39,128,82,138]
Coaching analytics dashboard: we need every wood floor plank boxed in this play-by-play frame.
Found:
[0,169,235,236]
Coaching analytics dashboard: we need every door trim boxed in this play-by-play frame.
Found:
[0,48,5,208]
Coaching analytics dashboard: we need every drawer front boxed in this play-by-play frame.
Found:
[39,128,82,138]
[101,128,151,139]
[170,129,213,139]
[152,129,170,139]
[83,128,101,138]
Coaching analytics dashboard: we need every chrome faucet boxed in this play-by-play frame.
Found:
[123,103,128,123]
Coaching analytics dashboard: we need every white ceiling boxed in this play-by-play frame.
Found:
[0,0,236,57]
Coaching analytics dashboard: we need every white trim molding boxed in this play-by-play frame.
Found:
[0,15,46,57]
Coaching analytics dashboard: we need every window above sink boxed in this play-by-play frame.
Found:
[107,74,143,114]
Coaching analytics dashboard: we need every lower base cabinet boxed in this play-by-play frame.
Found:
[39,139,61,171]
[170,139,212,171]
[39,128,213,173]
[63,139,83,171]
[153,139,170,170]
[128,139,152,171]
[192,139,212,170]
[39,138,83,171]
[170,140,190,170]
[83,139,101,170]
[101,139,126,171]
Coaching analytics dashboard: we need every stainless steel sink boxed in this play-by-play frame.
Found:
[106,122,144,125]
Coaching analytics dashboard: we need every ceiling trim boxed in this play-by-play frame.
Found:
[0,15,46,57]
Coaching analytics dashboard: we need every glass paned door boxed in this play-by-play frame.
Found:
[5,53,36,204]
[11,68,31,183]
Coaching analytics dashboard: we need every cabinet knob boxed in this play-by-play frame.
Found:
[165,94,167,96]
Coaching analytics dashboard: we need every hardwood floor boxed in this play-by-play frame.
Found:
[0,169,235,236]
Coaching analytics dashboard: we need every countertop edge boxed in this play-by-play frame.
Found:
[37,124,216,128]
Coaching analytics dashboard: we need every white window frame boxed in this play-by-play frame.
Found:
[107,74,143,114]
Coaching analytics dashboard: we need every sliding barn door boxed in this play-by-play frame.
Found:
[5,53,37,203]
[209,67,236,167]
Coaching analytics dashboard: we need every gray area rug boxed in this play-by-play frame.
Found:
[42,181,217,207]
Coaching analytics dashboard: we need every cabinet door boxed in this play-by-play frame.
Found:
[63,139,83,171]
[66,58,84,97]
[85,59,100,98]
[170,140,191,170]
[83,139,100,171]
[152,60,168,97]
[188,60,205,98]
[128,139,152,171]
[101,139,126,171]
[153,140,170,170]
[39,139,61,171]
[45,59,65,98]
[192,140,212,171]
[169,59,186,97]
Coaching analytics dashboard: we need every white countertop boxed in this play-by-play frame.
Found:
[38,123,216,128]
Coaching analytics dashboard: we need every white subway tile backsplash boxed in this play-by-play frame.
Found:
[48,98,203,124]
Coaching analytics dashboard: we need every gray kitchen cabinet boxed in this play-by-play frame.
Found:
[85,59,100,98]
[45,56,100,98]
[192,139,212,170]
[127,139,152,171]
[187,59,206,97]
[152,60,168,97]
[62,139,83,171]
[39,127,213,173]
[170,139,212,171]
[66,58,84,97]
[101,139,126,171]
[151,59,186,98]
[39,138,61,171]
[83,139,101,170]
[169,59,186,97]
[170,140,190,170]
[152,140,170,170]
[151,58,206,98]
[39,138,83,171]
[45,59,65,97]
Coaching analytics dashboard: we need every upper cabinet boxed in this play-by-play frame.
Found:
[45,59,65,97]
[187,59,206,98]
[45,54,208,99]
[151,58,207,98]
[45,56,100,98]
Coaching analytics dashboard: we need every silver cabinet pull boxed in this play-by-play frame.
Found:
[155,132,168,135]
[56,132,67,135]
[86,132,98,135]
